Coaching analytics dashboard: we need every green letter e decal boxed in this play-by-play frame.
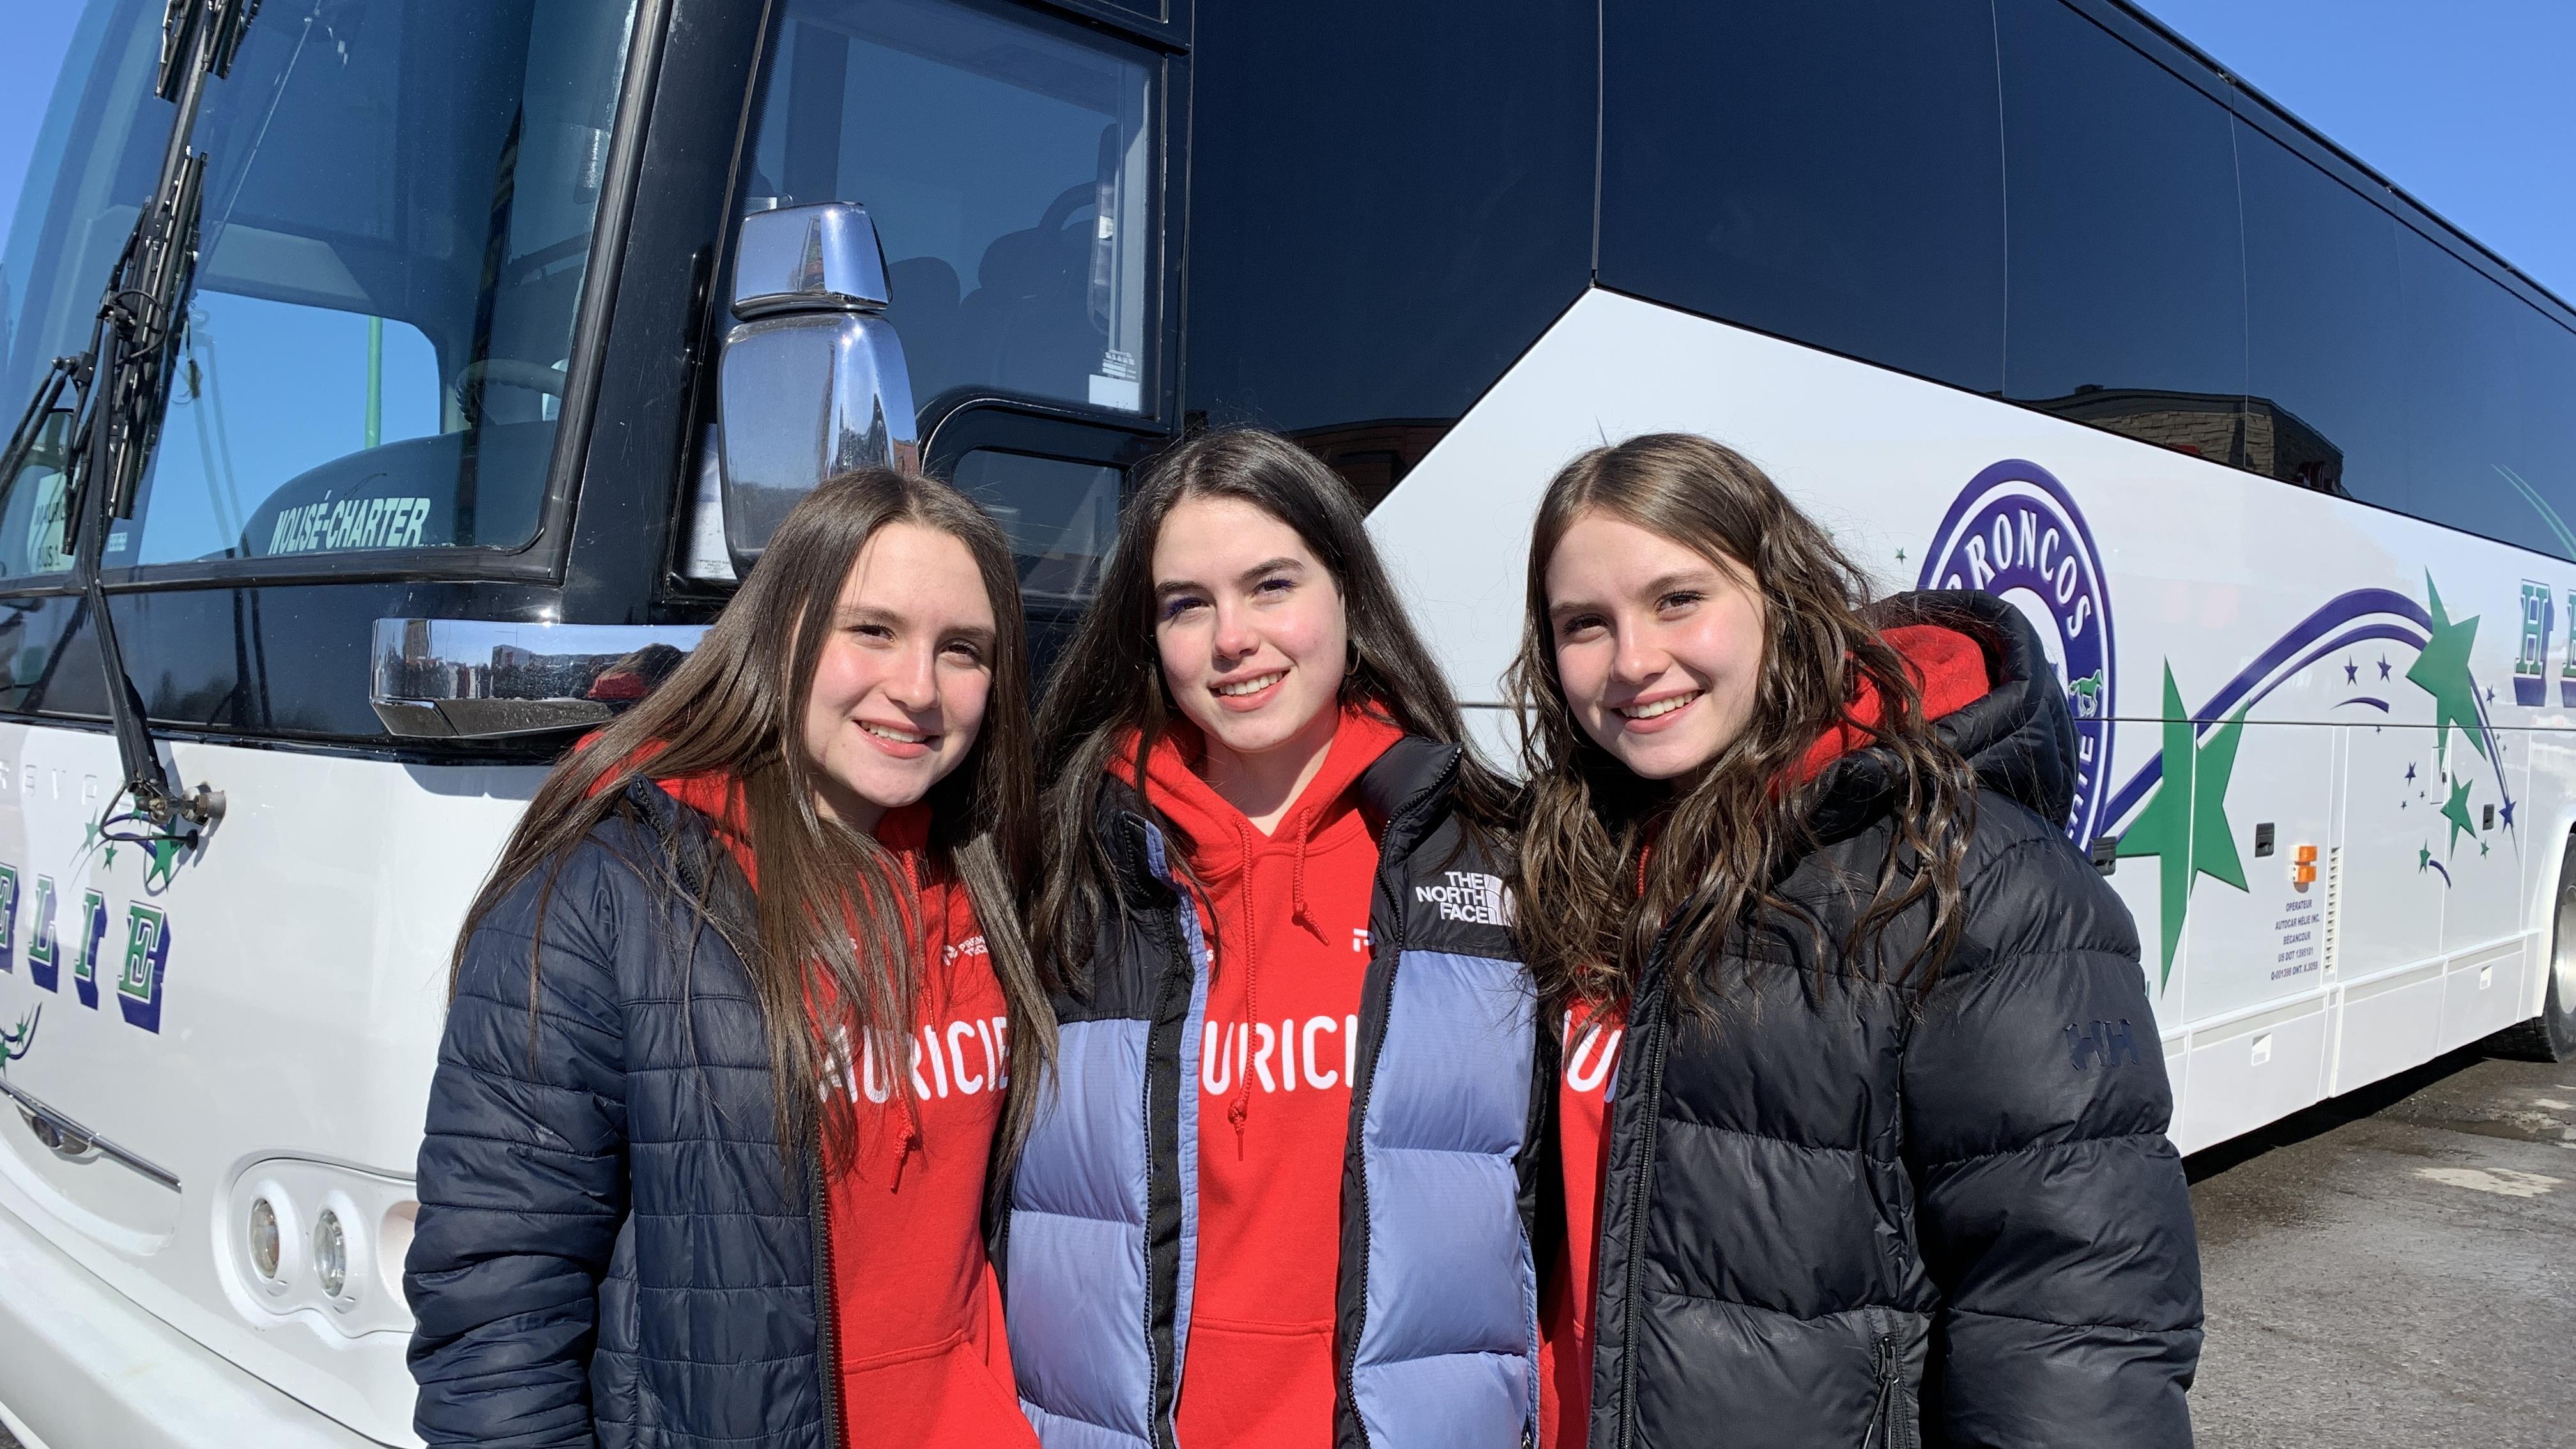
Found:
[116,905,171,1034]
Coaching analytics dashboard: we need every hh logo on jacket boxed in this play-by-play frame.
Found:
[2065,1018,2142,1070]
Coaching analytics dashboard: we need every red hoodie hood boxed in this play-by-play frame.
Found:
[1791,623,1992,785]
[651,767,934,886]
[1116,706,1405,1142]
[1120,705,1407,889]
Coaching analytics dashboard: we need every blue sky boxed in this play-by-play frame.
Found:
[2140,0,2576,303]
[0,4,81,251]
[0,1,2568,302]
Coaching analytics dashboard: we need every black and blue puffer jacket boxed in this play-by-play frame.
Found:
[1003,735,1546,1449]
[404,779,845,1449]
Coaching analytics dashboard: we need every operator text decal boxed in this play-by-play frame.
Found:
[267,495,433,554]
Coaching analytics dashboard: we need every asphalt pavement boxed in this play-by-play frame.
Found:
[3,1034,2564,1448]
[2188,1024,2576,1446]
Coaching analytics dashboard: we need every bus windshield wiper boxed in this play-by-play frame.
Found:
[0,0,259,837]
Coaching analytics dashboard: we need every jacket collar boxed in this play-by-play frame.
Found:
[1093,732,1464,900]
[1353,735,1463,856]
[1802,590,2076,842]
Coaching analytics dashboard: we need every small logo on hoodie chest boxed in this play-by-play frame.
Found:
[1920,459,2118,847]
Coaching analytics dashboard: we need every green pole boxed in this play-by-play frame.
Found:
[365,314,383,449]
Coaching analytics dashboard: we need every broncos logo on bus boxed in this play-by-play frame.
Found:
[1918,459,2117,849]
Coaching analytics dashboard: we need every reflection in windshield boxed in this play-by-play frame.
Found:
[0,0,636,572]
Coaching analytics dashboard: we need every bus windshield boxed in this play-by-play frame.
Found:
[0,0,636,576]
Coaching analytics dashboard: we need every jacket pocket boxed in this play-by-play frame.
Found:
[591,1218,645,1438]
[1865,1331,1922,1449]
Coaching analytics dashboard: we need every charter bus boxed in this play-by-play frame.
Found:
[1,0,2572,1442]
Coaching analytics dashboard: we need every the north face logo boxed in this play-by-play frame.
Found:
[2066,1018,2141,1070]
[1416,871,1513,926]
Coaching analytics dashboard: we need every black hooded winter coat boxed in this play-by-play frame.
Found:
[1581,592,2201,1448]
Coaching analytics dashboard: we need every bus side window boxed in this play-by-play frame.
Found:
[948,447,1120,680]
[0,406,77,577]
[1997,0,2251,456]
[2239,120,2407,506]
[745,0,1158,423]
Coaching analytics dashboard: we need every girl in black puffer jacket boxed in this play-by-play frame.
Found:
[1514,434,2201,1449]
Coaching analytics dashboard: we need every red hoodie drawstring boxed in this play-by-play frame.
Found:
[1227,819,1259,1154]
[885,1103,923,1192]
[1290,829,1322,943]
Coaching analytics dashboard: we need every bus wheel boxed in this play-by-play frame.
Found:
[2549,836,2576,1062]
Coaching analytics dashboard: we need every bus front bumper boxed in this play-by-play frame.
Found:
[0,1199,386,1449]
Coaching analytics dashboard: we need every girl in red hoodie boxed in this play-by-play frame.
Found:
[1009,429,1540,1449]
[408,468,1055,1449]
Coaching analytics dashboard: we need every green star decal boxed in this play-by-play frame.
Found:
[2115,664,2250,986]
[102,845,116,868]
[143,836,185,891]
[2417,842,2434,872]
[2440,778,2478,856]
[2406,574,2487,771]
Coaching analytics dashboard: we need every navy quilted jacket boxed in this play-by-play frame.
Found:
[1582,592,2202,1448]
[405,779,843,1449]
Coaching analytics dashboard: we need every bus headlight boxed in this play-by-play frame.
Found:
[248,1197,281,1281]
[313,1209,348,1301]
[222,1158,414,1336]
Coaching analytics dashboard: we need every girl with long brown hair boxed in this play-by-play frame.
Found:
[404,468,1054,1449]
[1516,434,2200,1448]
[1004,427,1543,1449]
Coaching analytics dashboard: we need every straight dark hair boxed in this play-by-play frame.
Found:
[1509,433,1979,1018]
[1031,426,1512,988]
[450,468,1055,1176]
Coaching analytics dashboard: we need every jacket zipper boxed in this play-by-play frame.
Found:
[1866,1331,1917,1449]
[809,1135,848,1449]
[1333,751,1459,1448]
[1609,985,1671,1449]
[659,790,849,1449]
[1152,903,1199,1449]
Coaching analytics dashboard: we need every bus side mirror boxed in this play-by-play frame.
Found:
[716,201,919,574]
